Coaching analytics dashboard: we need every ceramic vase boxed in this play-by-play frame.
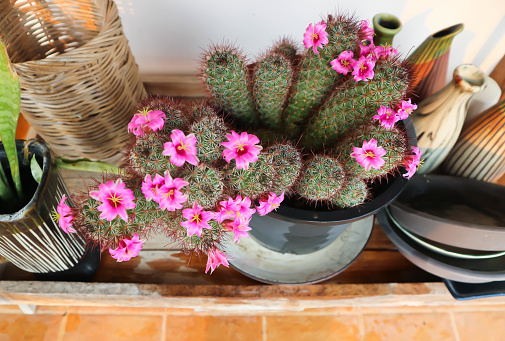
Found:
[412,64,486,174]
[442,98,505,182]
[0,140,99,280]
[465,74,502,124]
[372,13,402,46]
[408,24,464,103]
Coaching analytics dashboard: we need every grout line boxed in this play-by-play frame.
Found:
[161,310,167,341]
[262,315,267,341]
[358,308,366,341]
[56,312,69,341]
[449,311,461,341]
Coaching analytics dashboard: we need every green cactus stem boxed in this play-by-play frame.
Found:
[227,153,277,199]
[201,46,258,126]
[126,130,178,177]
[297,155,345,203]
[266,143,303,194]
[271,37,299,62]
[302,58,411,149]
[253,53,294,130]
[190,113,229,166]
[332,177,368,208]
[183,164,225,209]
[337,123,408,180]
[282,15,361,138]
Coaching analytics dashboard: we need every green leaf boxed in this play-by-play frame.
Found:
[54,157,120,173]
[30,155,42,184]
[0,39,22,199]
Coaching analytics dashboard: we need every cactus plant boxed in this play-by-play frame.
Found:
[61,98,302,273]
[57,11,422,275]
[200,11,422,209]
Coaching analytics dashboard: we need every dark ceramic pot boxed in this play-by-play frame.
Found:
[0,140,99,280]
[249,117,417,255]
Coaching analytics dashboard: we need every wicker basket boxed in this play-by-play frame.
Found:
[0,0,146,160]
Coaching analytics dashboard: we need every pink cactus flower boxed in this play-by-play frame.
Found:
[396,99,418,120]
[224,217,252,243]
[215,197,240,223]
[232,195,256,221]
[303,21,329,54]
[360,20,374,42]
[373,105,400,129]
[352,56,375,82]
[403,146,423,179]
[158,171,189,211]
[89,178,136,222]
[351,139,387,171]
[375,44,399,59]
[109,233,146,262]
[330,51,356,75]
[127,109,166,136]
[221,131,262,170]
[162,129,199,167]
[256,192,285,216]
[205,248,230,274]
[109,241,128,262]
[181,202,214,237]
[53,195,76,233]
[141,173,165,202]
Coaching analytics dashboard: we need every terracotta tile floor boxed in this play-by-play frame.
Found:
[1,304,505,341]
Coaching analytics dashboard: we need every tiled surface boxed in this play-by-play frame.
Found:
[0,304,504,340]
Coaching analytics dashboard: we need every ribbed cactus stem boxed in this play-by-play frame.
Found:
[253,53,294,130]
[338,123,408,180]
[227,153,277,199]
[266,143,303,194]
[127,131,178,177]
[202,46,258,126]
[302,58,411,149]
[332,178,368,208]
[297,155,345,202]
[282,15,361,138]
[190,114,229,165]
[271,37,299,62]
[183,164,225,209]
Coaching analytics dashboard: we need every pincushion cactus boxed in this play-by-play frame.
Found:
[57,96,302,273]
[201,13,422,209]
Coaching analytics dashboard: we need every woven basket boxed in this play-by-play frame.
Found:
[0,0,146,160]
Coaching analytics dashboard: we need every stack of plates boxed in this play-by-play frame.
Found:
[378,174,505,297]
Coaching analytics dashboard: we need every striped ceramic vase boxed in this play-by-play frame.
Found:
[442,99,505,182]
[407,24,464,103]
[0,140,87,273]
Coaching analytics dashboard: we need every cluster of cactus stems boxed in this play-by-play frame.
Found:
[58,96,301,273]
[201,12,422,208]
[53,12,423,274]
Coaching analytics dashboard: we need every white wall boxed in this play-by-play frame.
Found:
[115,0,505,83]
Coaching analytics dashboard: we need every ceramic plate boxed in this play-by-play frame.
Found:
[224,215,373,285]
[378,209,505,284]
[389,210,505,260]
[390,174,505,251]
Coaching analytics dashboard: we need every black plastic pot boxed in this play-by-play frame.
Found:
[0,140,99,281]
[249,117,417,255]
